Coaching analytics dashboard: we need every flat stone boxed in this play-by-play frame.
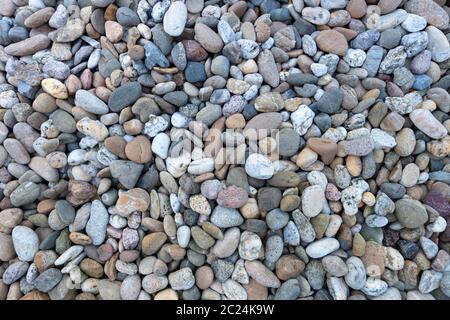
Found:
[116,188,150,216]
[85,200,108,245]
[305,238,340,258]
[10,182,41,207]
[4,34,50,56]
[244,260,280,288]
[342,136,375,156]
[34,268,62,293]
[75,90,109,115]
[108,82,142,112]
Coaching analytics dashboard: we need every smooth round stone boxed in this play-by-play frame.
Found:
[410,50,431,74]
[211,56,230,78]
[116,7,140,26]
[75,90,109,115]
[151,133,170,159]
[379,29,402,49]
[362,278,388,297]
[3,138,30,164]
[4,34,51,56]
[210,206,244,228]
[395,198,428,228]
[400,163,420,188]
[185,62,207,83]
[186,0,204,13]
[142,274,169,293]
[217,186,248,209]
[2,261,29,285]
[402,14,427,32]
[85,200,109,246]
[8,26,28,42]
[394,128,416,157]
[125,136,152,164]
[108,82,142,112]
[258,187,282,212]
[405,0,449,30]
[0,233,15,261]
[29,157,59,182]
[366,215,389,228]
[201,179,223,200]
[34,268,62,292]
[345,257,366,290]
[266,209,289,231]
[305,238,340,258]
[194,23,223,53]
[55,200,75,225]
[50,110,76,133]
[426,26,450,63]
[245,153,274,180]
[302,185,325,218]
[212,227,240,258]
[12,226,39,261]
[163,1,187,37]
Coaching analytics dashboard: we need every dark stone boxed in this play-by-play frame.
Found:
[380,183,406,200]
[397,240,419,259]
[293,18,315,36]
[257,187,282,211]
[423,191,450,217]
[316,87,343,114]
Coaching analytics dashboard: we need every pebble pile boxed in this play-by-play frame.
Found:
[0,0,450,301]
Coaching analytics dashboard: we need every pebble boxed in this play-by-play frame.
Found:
[34,268,62,293]
[316,30,348,56]
[163,2,187,37]
[194,23,223,53]
[410,108,447,139]
[291,105,315,135]
[244,260,281,288]
[5,34,50,56]
[395,199,428,228]
[302,185,325,218]
[345,257,366,290]
[239,231,262,261]
[405,0,449,30]
[245,153,274,180]
[210,206,244,228]
[75,90,109,115]
[12,226,39,262]
[306,238,340,258]
[85,200,108,245]
[109,82,142,112]
[168,268,195,290]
